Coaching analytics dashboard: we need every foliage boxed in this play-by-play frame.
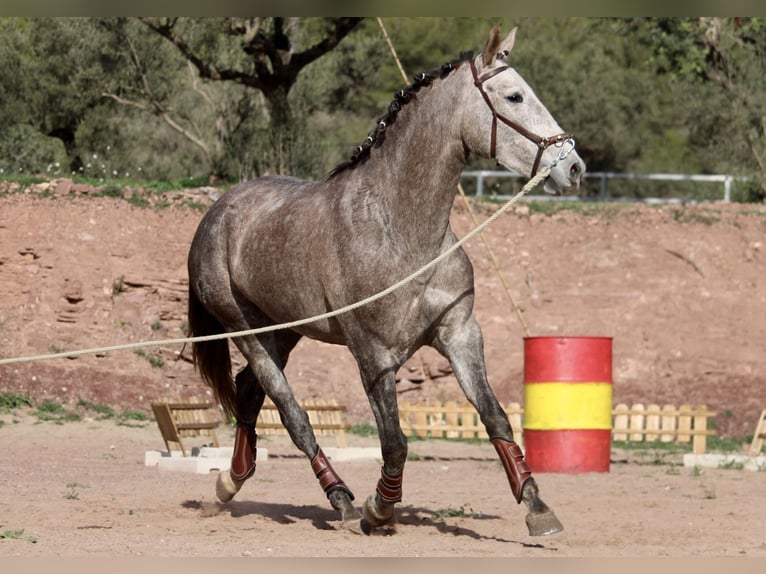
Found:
[431,505,481,521]
[349,422,377,437]
[0,393,149,426]
[0,392,33,413]
[33,400,82,423]
[131,17,363,178]
[628,17,766,194]
[63,481,88,500]
[0,17,765,198]
[134,348,164,368]
[0,529,37,544]
[76,399,115,420]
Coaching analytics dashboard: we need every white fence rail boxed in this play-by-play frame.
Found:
[462,170,748,203]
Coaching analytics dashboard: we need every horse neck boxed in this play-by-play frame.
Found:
[339,68,470,253]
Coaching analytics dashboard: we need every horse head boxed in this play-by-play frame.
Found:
[462,26,586,195]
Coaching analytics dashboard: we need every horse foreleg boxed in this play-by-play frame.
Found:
[311,446,362,532]
[491,437,563,536]
[363,467,403,527]
[357,367,407,530]
[434,315,563,536]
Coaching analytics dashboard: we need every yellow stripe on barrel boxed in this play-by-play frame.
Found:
[524,382,613,430]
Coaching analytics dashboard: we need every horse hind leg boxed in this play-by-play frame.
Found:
[217,330,297,502]
[215,366,265,503]
[226,331,363,533]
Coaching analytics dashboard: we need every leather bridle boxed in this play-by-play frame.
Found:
[470,57,573,178]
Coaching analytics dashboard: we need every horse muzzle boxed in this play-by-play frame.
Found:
[543,146,586,196]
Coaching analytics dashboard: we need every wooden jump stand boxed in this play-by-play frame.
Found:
[152,397,352,455]
[748,409,766,457]
[256,399,352,448]
[151,397,221,457]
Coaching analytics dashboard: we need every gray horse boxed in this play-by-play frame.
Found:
[187,26,585,536]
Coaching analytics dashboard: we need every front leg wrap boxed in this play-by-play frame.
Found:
[311,447,354,500]
[375,467,403,503]
[491,437,532,504]
[361,467,403,527]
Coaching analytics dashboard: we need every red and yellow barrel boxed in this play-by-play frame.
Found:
[523,336,612,473]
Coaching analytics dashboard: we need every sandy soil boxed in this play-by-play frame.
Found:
[0,411,764,558]
[1,183,765,557]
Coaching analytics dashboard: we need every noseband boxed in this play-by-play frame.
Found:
[470,58,573,178]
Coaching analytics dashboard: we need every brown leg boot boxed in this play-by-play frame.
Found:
[492,437,563,536]
[363,467,403,527]
[491,437,531,503]
[230,422,258,481]
[311,446,354,500]
[375,467,403,503]
[216,422,257,503]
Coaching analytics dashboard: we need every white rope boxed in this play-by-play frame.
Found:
[0,167,550,367]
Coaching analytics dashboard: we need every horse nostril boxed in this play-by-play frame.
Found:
[570,162,581,180]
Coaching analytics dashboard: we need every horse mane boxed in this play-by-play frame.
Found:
[326,51,474,180]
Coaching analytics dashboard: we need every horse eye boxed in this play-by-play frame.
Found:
[506,93,524,104]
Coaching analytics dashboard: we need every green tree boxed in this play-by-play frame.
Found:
[629,17,766,198]
[136,17,362,176]
[0,18,117,174]
[97,18,263,180]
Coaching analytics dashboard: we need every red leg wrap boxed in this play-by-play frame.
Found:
[230,422,257,481]
[375,467,403,503]
[491,437,532,504]
[311,447,354,501]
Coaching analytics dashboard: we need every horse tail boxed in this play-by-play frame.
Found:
[187,287,237,419]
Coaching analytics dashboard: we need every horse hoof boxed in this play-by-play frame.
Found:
[525,509,564,536]
[216,470,243,503]
[342,517,367,535]
[362,494,394,527]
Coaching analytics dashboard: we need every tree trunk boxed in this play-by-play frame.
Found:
[263,85,294,175]
[48,126,83,175]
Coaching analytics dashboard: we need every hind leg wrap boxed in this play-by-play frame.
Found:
[491,437,531,504]
[230,422,258,481]
[216,422,257,503]
[311,447,354,500]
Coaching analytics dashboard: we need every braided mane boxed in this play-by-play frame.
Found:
[326,51,474,179]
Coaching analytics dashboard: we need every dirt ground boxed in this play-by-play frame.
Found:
[0,411,764,558]
[1,182,765,557]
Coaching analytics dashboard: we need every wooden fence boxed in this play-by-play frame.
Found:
[398,400,525,447]
[612,403,716,454]
[256,399,351,448]
[397,401,717,454]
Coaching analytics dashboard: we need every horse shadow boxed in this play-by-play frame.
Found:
[181,499,555,549]
[182,498,338,531]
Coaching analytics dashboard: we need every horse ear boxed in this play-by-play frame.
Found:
[482,26,517,67]
[498,27,518,58]
[481,25,503,67]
